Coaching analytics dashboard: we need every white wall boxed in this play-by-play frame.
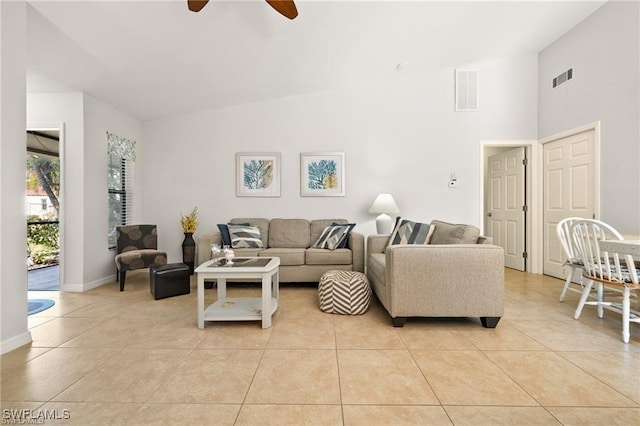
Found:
[143,55,538,262]
[538,1,640,234]
[27,92,84,290]
[27,93,143,290]
[1,0,31,354]
[82,94,143,286]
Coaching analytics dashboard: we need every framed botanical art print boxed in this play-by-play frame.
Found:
[300,152,345,197]
[236,152,281,197]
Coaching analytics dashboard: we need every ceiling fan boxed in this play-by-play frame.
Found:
[188,0,298,20]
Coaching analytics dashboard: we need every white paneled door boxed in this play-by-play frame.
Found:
[485,147,526,271]
[542,129,595,279]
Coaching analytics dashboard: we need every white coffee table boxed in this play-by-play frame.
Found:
[195,257,280,329]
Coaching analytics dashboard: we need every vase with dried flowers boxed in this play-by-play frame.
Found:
[180,207,198,274]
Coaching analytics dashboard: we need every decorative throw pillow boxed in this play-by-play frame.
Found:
[382,216,402,253]
[332,222,355,249]
[312,225,352,250]
[218,223,249,247]
[384,217,434,252]
[428,219,480,244]
[227,224,264,249]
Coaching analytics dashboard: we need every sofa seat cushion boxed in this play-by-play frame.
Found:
[115,249,167,272]
[269,218,311,248]
[429,220,480,244]
[259,248,305,266]
[306,248,352,265]
[367,253,386,285]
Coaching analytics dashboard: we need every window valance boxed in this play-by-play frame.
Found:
[107,131,136,161]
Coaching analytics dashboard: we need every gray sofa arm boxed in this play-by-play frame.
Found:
[384,244,504,318]
[348,232,365,272]
[196,232,222,267]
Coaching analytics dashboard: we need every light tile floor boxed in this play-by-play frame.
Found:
[2,269,639,425]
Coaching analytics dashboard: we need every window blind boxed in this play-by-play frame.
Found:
[107,132,136,248]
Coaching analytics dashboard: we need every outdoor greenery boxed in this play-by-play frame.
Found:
[27,153,60,268]
[27,154,60,213]
[27,215,59,267]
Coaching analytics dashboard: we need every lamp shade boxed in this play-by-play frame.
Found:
[368,194,400,215]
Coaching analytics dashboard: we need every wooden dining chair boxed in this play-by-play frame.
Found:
[556,217,585,302]
[570,219,639,343]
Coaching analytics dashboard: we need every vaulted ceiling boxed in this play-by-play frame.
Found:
[26,1,606,121]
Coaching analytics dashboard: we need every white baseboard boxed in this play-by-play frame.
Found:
[1,331,33,355]
[61,275,115,292]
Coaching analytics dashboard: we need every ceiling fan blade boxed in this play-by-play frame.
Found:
[188,0,209,12]
[265,0,298,19]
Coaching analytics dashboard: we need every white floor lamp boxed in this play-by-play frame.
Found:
[369,194,400,234]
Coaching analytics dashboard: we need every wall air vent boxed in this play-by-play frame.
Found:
[552,67,573,88]
[455,69,478,112]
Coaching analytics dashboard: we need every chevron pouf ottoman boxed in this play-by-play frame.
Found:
[318,270,371,315]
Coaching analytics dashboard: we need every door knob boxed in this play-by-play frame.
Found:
[487,212,492,217]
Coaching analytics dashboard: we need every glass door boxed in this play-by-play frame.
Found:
[26,130,60,291]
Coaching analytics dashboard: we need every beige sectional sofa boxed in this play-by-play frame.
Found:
[196,218,364,282]
[367,220,505,328]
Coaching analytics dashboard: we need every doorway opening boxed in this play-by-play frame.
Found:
[480,123,600,276]
[480,140,537,273]
[26,127,62,291]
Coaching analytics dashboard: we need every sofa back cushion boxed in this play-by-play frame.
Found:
[269,218,311,248]
[477,236,493,245]
[230,218,269,247]
[429,219,480,244]
[310,219,347,244]
[306,248,352,265]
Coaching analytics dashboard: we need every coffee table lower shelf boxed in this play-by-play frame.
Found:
[203,297,278,323]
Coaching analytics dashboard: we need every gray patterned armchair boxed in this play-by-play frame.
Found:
[114,224,167,291]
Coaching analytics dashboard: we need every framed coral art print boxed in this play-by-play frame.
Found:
[236,152,281,197]
[300,152,345,197]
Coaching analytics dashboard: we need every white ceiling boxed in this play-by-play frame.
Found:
[26,0,607,121]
